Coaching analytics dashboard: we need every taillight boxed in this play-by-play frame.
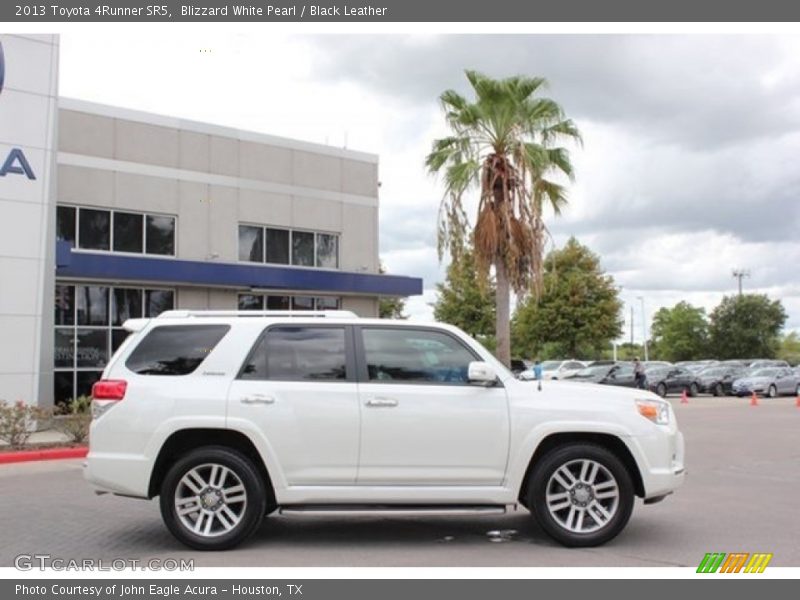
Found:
[92,380,127,400]
[91,380,127,419]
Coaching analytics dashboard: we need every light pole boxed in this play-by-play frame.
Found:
[732,269,750,296]
[637,296,649,361]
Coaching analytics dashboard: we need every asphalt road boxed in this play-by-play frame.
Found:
[1,396,798,568]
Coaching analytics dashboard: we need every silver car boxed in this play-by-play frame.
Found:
[731,367,800,398]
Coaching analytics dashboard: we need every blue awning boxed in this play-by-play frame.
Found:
[55,241,422,297]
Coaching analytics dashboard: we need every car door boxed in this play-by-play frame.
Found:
[355,326,510,486]
[226,324,360,486]
[777,369,795,394]
[673,368,691,393]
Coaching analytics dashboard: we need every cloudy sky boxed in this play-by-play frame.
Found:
[59,33,800,340]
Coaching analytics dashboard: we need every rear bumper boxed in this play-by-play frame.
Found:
[83,452,152,498]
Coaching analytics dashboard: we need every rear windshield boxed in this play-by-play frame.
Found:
[126,325,230,375]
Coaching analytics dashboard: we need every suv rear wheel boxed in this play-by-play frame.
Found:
[527,444,634,547]
[160,446,266,550]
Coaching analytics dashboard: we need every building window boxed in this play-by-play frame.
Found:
[53,283,175,406]
[266,228,290,265]
[238,225,263,263]
[238,293,339,311]
[57,205,176,257]
[291,231,315,267]
[238,223,338,269]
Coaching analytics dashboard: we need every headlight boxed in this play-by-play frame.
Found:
[635,399,670,425]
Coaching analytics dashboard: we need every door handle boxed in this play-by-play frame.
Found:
[240,394,276,405]
[365,397,399,408]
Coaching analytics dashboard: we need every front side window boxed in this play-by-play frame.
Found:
[126,325,230,376]
[362,328,476,385]
[240,326,348,381]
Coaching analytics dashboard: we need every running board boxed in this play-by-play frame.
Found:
[278,504,507,517]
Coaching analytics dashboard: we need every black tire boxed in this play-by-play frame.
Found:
[160,446,267,551]
[768,385,778,399]
[689,383,699,397]
[713,383,723,397]
[526,443,635,547]
[656,383,667,398]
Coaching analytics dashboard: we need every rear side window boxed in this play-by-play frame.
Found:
[240,326,348,381]
[126,325,230,375]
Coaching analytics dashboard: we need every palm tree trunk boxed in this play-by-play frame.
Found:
[495,258,511,367]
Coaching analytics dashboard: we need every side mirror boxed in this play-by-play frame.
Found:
[468,361,497,386]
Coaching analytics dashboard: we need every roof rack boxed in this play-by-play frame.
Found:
[156,310,359,319]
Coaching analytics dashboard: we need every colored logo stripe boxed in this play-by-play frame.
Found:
[744,553,773,573]
[697,553,726,573]
[719,553,749,573]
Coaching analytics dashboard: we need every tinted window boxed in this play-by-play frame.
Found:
[126,325,230,376]
[266,228,290,264]
[614,365,634,377]
[146,215,175,255]
[292,296,314,310]
[238,225,263,262]
[240,326,347,381]
[76,286,109,326]
[54,285,75,326]
[238,294,264,310]
[112,288,143,326]
[56,206,76,243]
[267,295,290,310]
[292,231,315,266]
[362,328,476,384]
[113,212,144,253]
[78,208,110,250]
[144,289,174,317]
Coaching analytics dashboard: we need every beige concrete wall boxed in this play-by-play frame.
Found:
[57,107,380,273]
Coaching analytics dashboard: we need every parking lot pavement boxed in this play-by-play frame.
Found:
[1,395,798,568]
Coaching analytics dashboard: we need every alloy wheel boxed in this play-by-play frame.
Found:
[545,459,620,534]
[174,463,248,537]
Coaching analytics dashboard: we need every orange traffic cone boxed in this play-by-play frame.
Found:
[795,395,800,408]
[750,391,759,406]
[680,390,689,404]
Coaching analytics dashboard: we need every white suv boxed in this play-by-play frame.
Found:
[85,310,685,550]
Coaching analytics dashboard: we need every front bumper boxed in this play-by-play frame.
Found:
[628,425,686,500]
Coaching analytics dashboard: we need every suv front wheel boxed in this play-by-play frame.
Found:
[527,444,634,547]
[160,446,267,550]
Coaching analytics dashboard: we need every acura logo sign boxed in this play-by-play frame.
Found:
[0,39,37,180]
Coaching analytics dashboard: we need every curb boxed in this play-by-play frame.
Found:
[0,446,88,465]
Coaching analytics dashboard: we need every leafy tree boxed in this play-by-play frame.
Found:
[426,70,580,366]
[511,238,622,359]
[708,294,787,359]
[777,331,800,365]
[378,262,407,319]
[649,301,710,362]
[432,244,496,338]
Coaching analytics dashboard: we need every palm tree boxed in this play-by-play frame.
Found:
[426,70,580,367]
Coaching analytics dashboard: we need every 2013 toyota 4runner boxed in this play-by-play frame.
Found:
[85,310,685,550]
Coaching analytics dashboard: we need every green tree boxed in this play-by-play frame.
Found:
[378,262,407,319]
[511,238,622,359]
[777,331,800,365]
[432,245,496,338]
[426,70,581,366]
[709,294,787,359]
[649,301,710,362]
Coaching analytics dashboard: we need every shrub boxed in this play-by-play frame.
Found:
[0,400,49,449]
[53,395,92,444]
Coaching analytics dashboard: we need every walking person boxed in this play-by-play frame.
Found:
[533,358,544,391]
[633,357,646,389]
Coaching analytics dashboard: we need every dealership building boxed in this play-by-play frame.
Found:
[0,34,422,408]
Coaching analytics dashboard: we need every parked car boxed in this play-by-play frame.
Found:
[85,310,684,550]
[645,367,702,398]
[696,365,748,396]
[731,367,800,398]
[643,361,672,369]
[567,362,637,388]
[520,359,586,381]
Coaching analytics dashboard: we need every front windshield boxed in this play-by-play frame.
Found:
[751,368,779,377]
[541,361,561,371]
